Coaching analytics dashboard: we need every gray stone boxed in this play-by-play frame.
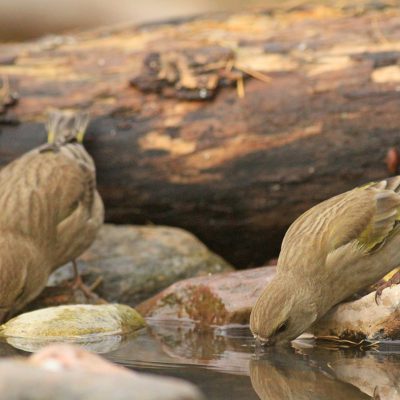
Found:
[0,344,204,400]
[48,224,233,305]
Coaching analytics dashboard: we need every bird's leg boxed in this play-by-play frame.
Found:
[69,260,105,302]
[374,269,400,304]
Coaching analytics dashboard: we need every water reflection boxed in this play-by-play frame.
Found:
[148,321,254,374]
[109,322,400,400]
[329,353,400,399]
[1,320,400,399]
[250,348,370,400]
[4,333,128,354]
[108,321,254,374]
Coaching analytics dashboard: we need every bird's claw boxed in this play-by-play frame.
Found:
[374,289,383,306]
[374,281,391,305]
[374,270,400,305]
[69,260,107,304]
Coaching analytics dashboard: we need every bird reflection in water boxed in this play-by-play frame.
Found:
[250,346,372,400]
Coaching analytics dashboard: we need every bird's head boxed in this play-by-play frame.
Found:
[250,277,318,346]
[46,110,90,145]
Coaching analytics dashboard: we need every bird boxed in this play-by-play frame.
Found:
[0,110,104,322]
[250,176,400,346]
[249,350,369,400]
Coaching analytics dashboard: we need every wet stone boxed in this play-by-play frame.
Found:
[0,304,145,353]
[137,266,276,326]
[48,224,233,306]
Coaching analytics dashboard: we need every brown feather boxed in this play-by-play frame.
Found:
[0,114,103,319]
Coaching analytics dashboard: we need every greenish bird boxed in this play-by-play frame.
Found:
[250,177,400,346]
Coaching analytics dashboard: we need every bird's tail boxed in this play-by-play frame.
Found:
[46,109,90,145]
[367,176,400,194]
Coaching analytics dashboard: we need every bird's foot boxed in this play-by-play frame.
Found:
[69,261,107,304]
[71,274,104,301]
[374,270,400,305]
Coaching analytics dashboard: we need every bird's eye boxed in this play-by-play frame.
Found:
[276,321,288,334]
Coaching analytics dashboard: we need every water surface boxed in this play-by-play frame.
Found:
[2,321,400,399]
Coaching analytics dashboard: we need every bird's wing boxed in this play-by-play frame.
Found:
[51,158,92,225]
[279,177,400,267]
[355,176,400,252]
[0,150,92,240]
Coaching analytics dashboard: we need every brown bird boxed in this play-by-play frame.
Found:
[0,110,104,321]
[250,177,400,346]
[249,352,370,400]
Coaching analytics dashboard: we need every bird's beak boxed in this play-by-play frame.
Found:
[254,335,271,347]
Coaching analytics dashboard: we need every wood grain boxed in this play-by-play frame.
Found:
[1,1,400,266]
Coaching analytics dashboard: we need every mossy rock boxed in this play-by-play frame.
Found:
[0,304,145,339]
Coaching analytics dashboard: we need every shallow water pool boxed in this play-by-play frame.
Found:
[2,321,400,399]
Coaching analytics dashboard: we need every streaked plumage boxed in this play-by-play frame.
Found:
[250,176,400,345]
[0,111,104,321]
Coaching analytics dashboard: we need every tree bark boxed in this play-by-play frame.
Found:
[1,1,400,267]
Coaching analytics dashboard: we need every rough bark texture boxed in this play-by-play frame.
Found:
[2,1,400,266]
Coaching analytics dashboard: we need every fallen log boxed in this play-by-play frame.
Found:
[1,1,400,266]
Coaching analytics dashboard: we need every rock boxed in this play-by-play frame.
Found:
[2,304,145,338]
[48,224,233,305]
[0,304,145,353]
[313,285,400,341]
[137,266,276,326]
[0,344,204,400]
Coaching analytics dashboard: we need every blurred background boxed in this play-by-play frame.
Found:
[0,0,270,42]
